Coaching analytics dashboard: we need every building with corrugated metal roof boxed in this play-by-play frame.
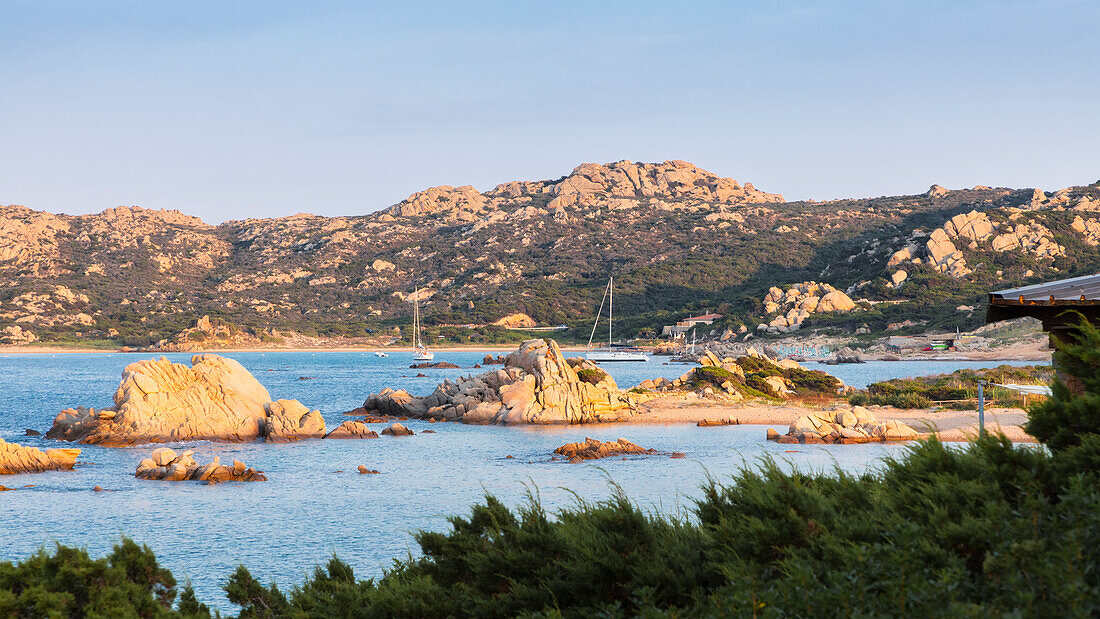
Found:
[986,273,1100,393]
[987,273,1100,333]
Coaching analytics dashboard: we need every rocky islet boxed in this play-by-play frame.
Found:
[554,437,658,462]
[770,405,920,444]
[134,448,267,483]
[46,354,326,445]
[359,339,635,424]
[0,437,79,475]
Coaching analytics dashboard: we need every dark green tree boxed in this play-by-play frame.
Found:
[0,538,186,617]
[1026,315,1100,450]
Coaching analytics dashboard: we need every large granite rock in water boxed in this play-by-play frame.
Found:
[0,438,79,474]
[360,339,635,424]
[46,354,325,445]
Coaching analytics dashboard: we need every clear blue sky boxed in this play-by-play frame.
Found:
[2,1,1097,222]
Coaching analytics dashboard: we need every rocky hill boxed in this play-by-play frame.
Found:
[2,160,1099,347]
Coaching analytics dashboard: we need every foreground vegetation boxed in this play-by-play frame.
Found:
[3,321,1098,616]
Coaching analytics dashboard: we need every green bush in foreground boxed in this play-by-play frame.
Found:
[0,538,208,618]
[1027,315,1100,450]
[4,318,1100,616]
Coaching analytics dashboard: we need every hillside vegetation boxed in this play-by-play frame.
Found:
[3,161,1100,346]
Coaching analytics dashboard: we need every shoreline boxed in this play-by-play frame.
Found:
[0,345,1051,361]
[0,344,593,354]
[631,397,1035,443]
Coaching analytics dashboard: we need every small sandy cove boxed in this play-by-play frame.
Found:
[635,396,1034,443]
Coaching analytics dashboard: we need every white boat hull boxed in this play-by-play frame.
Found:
[586,350,648,363]
[413,351,434,361]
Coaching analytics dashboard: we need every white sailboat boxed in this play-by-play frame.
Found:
[411,288,434,361]
[586,277,648,363]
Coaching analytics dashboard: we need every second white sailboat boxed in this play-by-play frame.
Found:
[586,277,647,363]
[411,287,434,361]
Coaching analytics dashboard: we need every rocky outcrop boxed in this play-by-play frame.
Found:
[824,347,864,364]
[325,421,379,439]
[385,161,782,225]
[943,210,995,243]
[990,222,1065,258]
[150,315,279,352]
[410,361,460,369]
[769,406,919,444]
[924,228,971,277]
[926,184,949,198]
[761,282,858,333]
[263,399,326,442]
[135,448,266,482]
[1072,216,1100,246]
[0,438,79,475]
[554,437,656,461]
[639,348,843,400]
[492,313,537,328]
[0,325,38,345]
[541,160,783,204]
[391,185,489,222]
[911,209,1068,280]
[46,354,325,445]
[359,339,635,424]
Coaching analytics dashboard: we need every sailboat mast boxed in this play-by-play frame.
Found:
[609,277,613,347]
[587,279,610,350]
[413,288,420,349]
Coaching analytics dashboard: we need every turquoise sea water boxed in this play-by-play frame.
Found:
[0,351,1035,609]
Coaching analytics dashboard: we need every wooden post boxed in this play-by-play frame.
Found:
[977,380,986,436]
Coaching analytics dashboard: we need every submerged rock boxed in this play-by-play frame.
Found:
[0,438,80,475]
[361,339,635,425]
[381,422,414,436]
[325,421,380,439]
[554,437,656,461]
[410,362,460,369]
[46,354,325,445]
[134,449,266,482]
[696,418,741,427]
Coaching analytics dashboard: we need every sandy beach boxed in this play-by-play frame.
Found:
[634,396,1035,443]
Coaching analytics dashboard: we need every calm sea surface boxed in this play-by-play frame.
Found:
[0,351,1036,609]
